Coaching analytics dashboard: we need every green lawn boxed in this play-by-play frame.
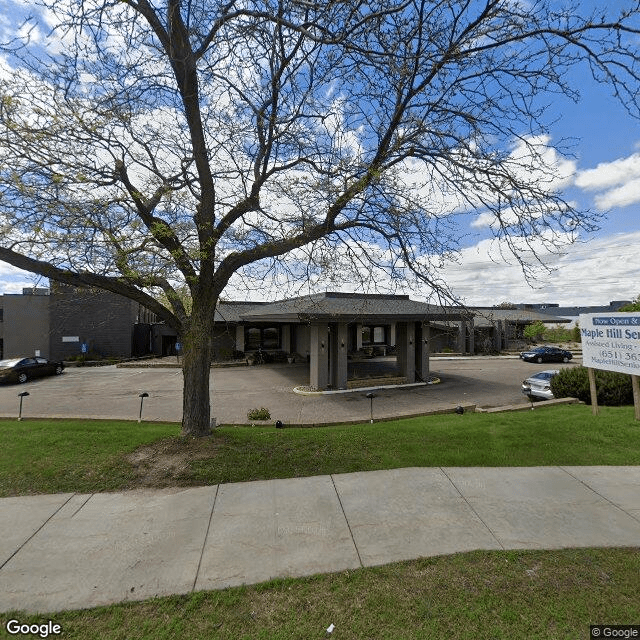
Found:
[1,404,640,496]
[0,419,177,496]
[2,547,638,639]
[2,406,639,638]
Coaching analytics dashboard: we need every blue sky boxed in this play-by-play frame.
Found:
[1,1,639,307]
[438,66,640,307]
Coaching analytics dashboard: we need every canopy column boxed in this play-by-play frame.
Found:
[330,322,348,390]
[309,323,329,390]
[415,322,430,381]
[396,321,416,383]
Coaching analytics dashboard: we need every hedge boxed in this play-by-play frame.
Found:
[550,366,634,406]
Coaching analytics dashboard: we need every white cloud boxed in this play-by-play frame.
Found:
[575,152,640,209]
[593,178,640,209]
[0,262,41,294]
[441,231,640,306]
[508,135,577,191]
[467,135,577,230]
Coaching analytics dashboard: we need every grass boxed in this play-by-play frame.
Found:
[1,407,639,638]
[1,405,640,496]
[2,547,638,639]
[0,419,178,496]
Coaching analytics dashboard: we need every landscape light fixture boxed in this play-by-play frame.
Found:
[366,392,377,423]
[138,392,149,423]
[17,391,29,421]
[275,420,284,429]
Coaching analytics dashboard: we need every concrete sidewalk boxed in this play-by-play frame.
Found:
[2,466,640,613]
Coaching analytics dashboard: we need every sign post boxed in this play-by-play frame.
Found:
[587,368,599,416]
[633,375,640,421]
[580,313,640,420]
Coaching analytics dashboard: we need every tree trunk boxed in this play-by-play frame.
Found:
[181,305,214,437]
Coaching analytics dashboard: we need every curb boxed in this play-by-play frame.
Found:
[292,379,441,396]
[475,397,583,413]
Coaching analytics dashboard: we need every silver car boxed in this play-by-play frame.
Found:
[521,369,559,400]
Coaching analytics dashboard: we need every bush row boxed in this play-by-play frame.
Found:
[550,366,634,406]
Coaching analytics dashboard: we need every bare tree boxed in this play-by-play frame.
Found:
[0,0,638,435]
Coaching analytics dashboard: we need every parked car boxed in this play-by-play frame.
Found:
[0,357,64,384]
[519,346,573,363]
[522,369,560,400]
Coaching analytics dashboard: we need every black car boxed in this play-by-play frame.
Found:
[519,346,573,364]
[0,357,65,384]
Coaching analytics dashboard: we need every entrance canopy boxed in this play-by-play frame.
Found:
[215,292,469,391]
[218,291,466,325]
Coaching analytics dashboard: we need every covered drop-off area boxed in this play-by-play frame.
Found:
[211,292,469,391]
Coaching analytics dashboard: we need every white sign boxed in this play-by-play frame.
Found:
[62,336,80,343]
[580,313,640,375]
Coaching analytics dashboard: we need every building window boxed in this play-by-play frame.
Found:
[244,325,281,350]
[245,327,262,351]
[362,325,388,345]
[262,327,280,350]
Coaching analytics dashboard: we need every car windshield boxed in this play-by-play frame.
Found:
[0,359,21,367]
[532,372,554,381]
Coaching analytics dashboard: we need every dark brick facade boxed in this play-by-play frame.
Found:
[48,285,145,360]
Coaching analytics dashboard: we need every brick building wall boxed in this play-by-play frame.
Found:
[48,285,140,360]
[0,290,50,358]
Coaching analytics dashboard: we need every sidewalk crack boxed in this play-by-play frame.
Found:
[192,485,219,592]
[330,475,363,568]
[440,468,505,550]
[0,493,77,571]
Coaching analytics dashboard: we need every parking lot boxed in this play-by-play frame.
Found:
[0,357,579,425]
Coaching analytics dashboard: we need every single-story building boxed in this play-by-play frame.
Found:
[207,291,469,389]
[0,286,573,390]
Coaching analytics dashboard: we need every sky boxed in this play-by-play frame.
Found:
[0,1,639,308]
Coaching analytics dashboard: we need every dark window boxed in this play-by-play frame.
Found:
[262,327,280,350]
[244,326,281,350]
[245,327,262,351]
[362,325,387,345]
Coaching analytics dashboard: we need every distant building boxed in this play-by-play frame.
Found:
[506,301,631,328]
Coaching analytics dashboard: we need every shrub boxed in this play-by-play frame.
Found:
[524,320,546,341]
[571,324,581,343]
[550,366,634,406]
[543,324,574,343]
[247,407,271,421]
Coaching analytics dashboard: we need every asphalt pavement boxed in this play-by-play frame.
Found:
[0,356,579,424]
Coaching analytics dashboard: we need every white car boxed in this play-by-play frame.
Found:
[521,369,559,400]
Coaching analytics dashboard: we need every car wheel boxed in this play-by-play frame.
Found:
[55,365,63,375]
[562,357,569,363]
[536,357,543,363]
[17,372,28,384]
